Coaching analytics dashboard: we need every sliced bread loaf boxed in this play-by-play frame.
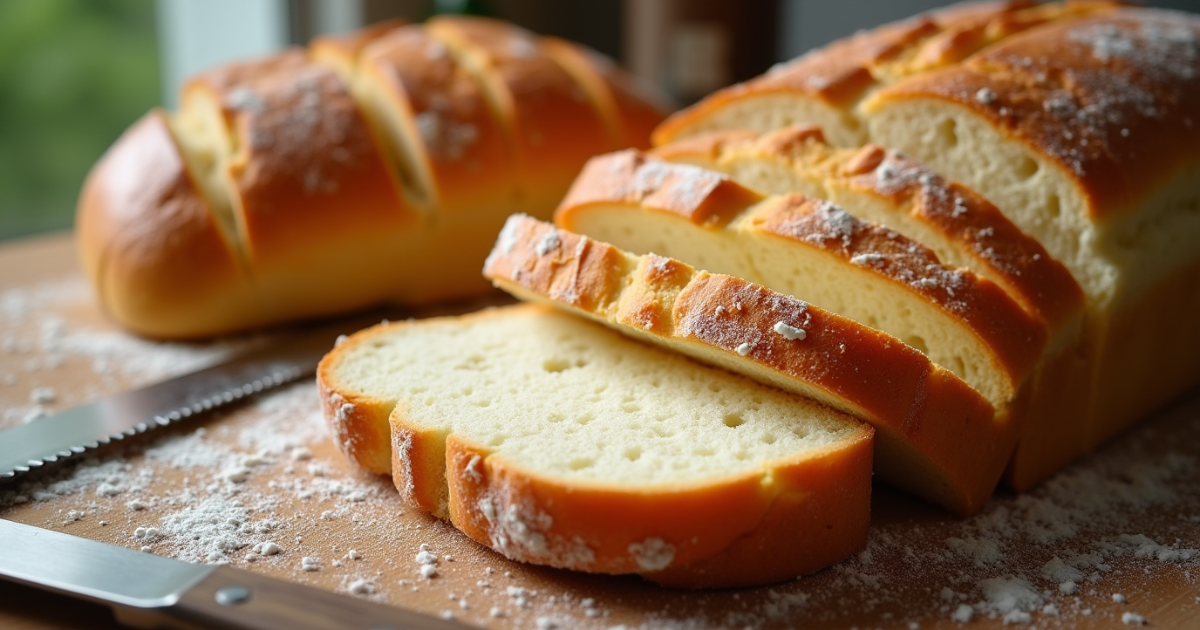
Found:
[555,150,1046,412]
[484,214,1004,515]
[317,304,873,588]
[647,126,1093,489]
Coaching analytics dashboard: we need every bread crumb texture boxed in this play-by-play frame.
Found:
[331,307,858,486]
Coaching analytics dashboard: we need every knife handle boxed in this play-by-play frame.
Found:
[115,565,472,630]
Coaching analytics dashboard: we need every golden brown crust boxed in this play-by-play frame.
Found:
[751,193,1047,391]
[309,18,410,77]
[652,1,1126,148]
[865,8,1200,218]
[187,51,415,267]
[836,146,1085,331]
[441,429,874,587]
[358,25,516,212]
[540,38,670,150]
[485,214,1011,515]
[425,17,615,213]
[75,110,258,338]
[557,150,765,228]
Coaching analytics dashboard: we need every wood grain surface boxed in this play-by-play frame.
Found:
[1,232,1198,630]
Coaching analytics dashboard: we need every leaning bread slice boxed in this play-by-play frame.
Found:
[485,214,1005,515]
[555,150,1046,412]
[318,304,873,588]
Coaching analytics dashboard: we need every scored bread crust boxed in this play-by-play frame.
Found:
[75,110,260,338]
[319,304,874,588]
[76,18,665,339]
[484,214,1008,515]
[539,37,670,151]
[556,150,1046,409]
[863,8,1200,218]
[650,0,1121,148]
[425,17,616,214]
[650,126,1086,336]
[355,25,517,213]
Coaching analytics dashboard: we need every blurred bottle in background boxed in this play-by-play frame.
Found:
[624,0,778,105]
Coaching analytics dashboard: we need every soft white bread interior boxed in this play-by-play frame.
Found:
[646,2,1200,489]
[317,304,874,588]
[483,214,1004,515]
[76,17,668,339]
[555,150,1046,413]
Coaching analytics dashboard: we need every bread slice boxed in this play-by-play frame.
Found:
[555,150,1046,412]
[650,126,1086,337]
[484,214,1006,515]
[648,126,1093,490]
[317,304,873,588]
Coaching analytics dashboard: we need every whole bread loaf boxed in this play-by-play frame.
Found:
[646,1,1200,489]
[317,304,874,588]
[76,17,667,339]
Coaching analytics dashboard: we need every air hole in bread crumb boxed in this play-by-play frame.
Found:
[576,413,595,426]
[543,358,571,373]
[1017,156,1040,180]
[695,447,714,457]
[937,118,959,148]
[624,447,641,461]
[488,435,506,447]
[723,413,745,428]
[762,433,777,445]
[906,335,929,355]
[424,397,435,407]
[547,412,565,423]
[1046,193,1062,218]
[568,458,594,471]
[622,402,641,413]
[474,399,492,408]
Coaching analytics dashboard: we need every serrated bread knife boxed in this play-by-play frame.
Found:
[0,518,469,629]
[0,310,471,629]
[0,312,387,480]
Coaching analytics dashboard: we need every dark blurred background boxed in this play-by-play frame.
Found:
[1,0,1197,241]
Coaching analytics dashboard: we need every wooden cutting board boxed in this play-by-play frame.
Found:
[2,232,1198,630]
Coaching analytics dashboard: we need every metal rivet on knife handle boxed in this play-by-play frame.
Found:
[214,585,252,606]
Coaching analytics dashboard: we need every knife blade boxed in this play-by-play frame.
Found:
[0,311,389,480]
[0,518,470,630]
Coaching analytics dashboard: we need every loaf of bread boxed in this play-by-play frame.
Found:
[556,150,1045,412]
[646,125,1092,489]
[76,17,667,339]
[647,1,1200,489]
[317,304,874,588]
[483,214,1004,515]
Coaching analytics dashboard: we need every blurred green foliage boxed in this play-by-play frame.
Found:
[0,0,160,241]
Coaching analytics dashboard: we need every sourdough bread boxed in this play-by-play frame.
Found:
[317,304,874,587]
[484,214,1005,515]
